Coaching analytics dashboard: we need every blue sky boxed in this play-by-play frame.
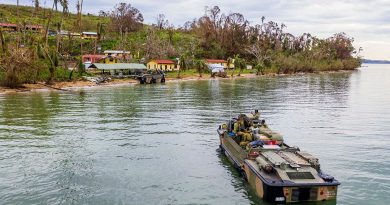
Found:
[3,0,390,60]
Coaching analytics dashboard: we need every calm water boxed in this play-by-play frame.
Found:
[0,64,389,205]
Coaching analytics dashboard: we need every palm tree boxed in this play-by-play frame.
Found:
[56,0,69,53]
[77,0,84,57]
[95,22,104,54]
[44,0,59,46]
[34,0,40,15]
[177,54,187,78]
[0,27,7,53]
[17,0,19,17]
[228,57,235,77]
[194,59,206,77]
[234,54,246,76]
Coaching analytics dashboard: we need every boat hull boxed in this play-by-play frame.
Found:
[243,160,338,203]
[219,135,339,203]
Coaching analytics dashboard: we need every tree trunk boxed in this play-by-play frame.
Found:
[17,0,19,17]
[238,67,243,76]
[176,68,181,78]
[44,2,56,47]
[198,67,202,78]
[0,28,6,53]
[56,2,68,54]
[77,0,84,58]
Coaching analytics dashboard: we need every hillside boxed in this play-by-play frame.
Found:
[0,3,362,88]
[0,4,108,31]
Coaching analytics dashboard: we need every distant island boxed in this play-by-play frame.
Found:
[363,59,390,64]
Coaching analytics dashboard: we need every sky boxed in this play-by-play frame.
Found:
[3,0,390,60]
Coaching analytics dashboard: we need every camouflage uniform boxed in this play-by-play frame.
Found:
[234,116,253,146]
[253,112,260,120]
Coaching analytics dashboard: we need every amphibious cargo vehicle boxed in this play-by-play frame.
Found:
[217,114,340,203]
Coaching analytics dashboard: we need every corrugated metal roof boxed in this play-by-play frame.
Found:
[0,23,43,29]
[206,59,227,63]
[0,23,17,27]
[82,32,97,35]
[104,50,131,54]
[151,60,175,64]
[91,63,146,70]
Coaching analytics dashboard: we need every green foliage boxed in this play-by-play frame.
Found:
[254,63,265,75]
[0,4,109,31]
[77,58,84,75]
[234,55,246,76]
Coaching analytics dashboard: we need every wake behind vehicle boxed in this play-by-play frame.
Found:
[217,113,340,203]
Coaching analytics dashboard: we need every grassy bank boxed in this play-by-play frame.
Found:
[0,4,108,31]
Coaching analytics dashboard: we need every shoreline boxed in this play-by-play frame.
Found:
[0,70,356,94]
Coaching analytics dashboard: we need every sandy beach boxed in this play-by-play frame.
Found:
[0,70,354,94]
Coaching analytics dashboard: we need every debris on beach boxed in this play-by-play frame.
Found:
[83,76,112,85]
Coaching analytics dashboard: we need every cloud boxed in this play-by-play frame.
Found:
[2,0,390,59]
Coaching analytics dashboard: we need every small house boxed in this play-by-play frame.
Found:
[100,55,119,64]
[82,55,105,63]
[58,30,80,38]
[0,23,18,32]
[82,54,105,68]
[104,50,130,57]
[25,25,43,32]
[0,23,43,32]
[81,32,98,39]
[104,50,131,61]
[147,60,175,71]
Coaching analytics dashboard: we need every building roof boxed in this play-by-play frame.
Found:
[82,31,97,35]
[0,23,17,27]
[82,54,105,58]
[82,55,105,62]
[26,25,43,29]
[206,59,227,63]
[90,63,146,70]
[151,60,175,64]
[104,50,131,54]
[0,23,42,29]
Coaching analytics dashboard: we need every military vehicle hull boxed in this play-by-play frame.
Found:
[137,73,165,84]
[218,126,340,203]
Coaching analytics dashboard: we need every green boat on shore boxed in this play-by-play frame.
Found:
[217,114,340,203]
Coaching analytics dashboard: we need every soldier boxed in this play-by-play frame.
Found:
[260,119,268,128]
[252,109,260,120]
[233,114,253,146]
[233,115,244,134]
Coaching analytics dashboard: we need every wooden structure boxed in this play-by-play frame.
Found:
[90,63,147,76]
[0,23,43,32]
[81,32,98,39]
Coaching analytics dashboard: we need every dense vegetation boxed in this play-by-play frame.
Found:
[0,3,361,88]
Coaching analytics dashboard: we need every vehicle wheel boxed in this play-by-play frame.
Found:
[161,77,165,83]
[241,170,248,182]
[219,144,224,153]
